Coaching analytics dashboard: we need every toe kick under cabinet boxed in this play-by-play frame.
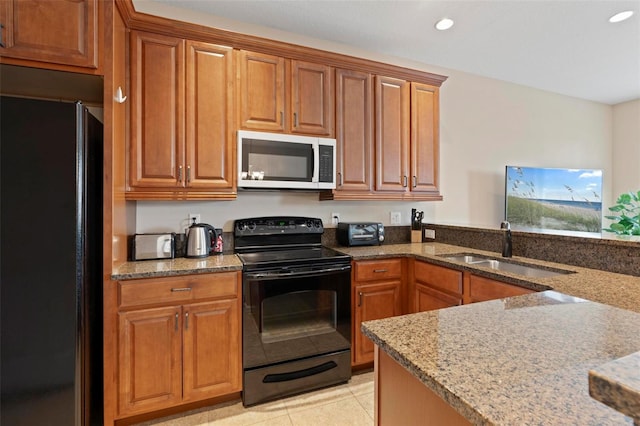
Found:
[116,272,241,418]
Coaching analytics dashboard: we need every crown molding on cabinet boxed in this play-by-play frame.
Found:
[114,0,447,87]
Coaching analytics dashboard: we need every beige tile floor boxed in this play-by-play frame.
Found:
[134,370,374,426]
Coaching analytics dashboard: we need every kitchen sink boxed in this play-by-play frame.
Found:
[440,254,574,278]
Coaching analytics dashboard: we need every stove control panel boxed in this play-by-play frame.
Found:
[234,216,323,236]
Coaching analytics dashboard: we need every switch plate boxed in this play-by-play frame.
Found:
[390,211,401,225]
[331,212,340,225]
[424,229,436,239]
[188,213,201,224]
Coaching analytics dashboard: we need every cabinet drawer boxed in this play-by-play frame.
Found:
[354,259,402,281]
[119,272,239,309]
[414,261,463,296]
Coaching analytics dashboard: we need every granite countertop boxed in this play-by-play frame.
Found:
[111,253,243,280]
[589,352,640,423]
[362,291,640,425]
[334,242,640,314]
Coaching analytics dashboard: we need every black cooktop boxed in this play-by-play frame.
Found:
[237,246,350,270]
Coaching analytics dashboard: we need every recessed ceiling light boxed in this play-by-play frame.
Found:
[435,18,454,31]
[609,10,634,23]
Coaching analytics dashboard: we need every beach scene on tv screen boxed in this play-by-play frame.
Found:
[505,166,603,234]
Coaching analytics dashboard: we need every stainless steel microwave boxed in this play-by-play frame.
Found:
[237,130,336,190]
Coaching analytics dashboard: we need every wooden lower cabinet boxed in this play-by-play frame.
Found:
[352,259,403,366]
[116,273,241,418]
[118,306,182,414]
[465,273,535,304]
[411,260,462,313]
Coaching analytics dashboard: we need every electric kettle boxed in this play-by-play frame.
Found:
[186,220,217,258]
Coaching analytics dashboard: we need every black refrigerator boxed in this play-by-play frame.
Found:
[1,96,103,425]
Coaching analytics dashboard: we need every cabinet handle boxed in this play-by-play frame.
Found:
[358,291,363,307]
[373,269,388,273]
[412,176,417,188]
[337,172,342,187]
[178,165,183,182]
[293,112,298,127]
[171,287,192,292]
[185,312,189,330]
[174,313,179,332]
[0,24,4,48]
[403,175,408,187]
[186,165,191,183]
[280,111,284,125]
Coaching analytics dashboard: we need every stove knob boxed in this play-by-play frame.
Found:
[236,222,247,231]
[314,219,322,228]
[247,221,257,231]
[306,220,314,229]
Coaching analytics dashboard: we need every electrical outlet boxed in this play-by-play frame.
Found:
[424,229,436,239]
[188,213,201,224]
[390,211,401,225]
[331,212,340,225]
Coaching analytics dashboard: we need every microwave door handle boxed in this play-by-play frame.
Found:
[312,142,319,183]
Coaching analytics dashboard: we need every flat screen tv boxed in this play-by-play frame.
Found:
[505,166,603,236]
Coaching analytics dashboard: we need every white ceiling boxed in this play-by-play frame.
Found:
[141,0,640,105]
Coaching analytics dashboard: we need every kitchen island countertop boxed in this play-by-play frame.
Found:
[362,291,640,425]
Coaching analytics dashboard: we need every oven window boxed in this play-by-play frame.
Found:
[241,139,313,181]
[261,290,336,344]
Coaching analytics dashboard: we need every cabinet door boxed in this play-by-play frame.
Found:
[414,283,461,313]
[375,76,409,192]
[186,41,235,191]
[182,299,241,402]
[467,274,535,303]
[410,83,440,195]
[335,68,373,192]
[291,60,333,135]
[353,281,402,365]
[0,0,98,69]
[118,306,182,416]
[238,50,285,132]
[129,31,185,189]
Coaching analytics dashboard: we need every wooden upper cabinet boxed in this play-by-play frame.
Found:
[127,31,236,199]
[185,41,235,191]
[290,60,333,135]
[238,50,333,135]
[334,68,373,193]
[0,0,99,71]
[238,50,286,132]
[410,83,440,196]
[129,30,185,189]
[375,76,410,192]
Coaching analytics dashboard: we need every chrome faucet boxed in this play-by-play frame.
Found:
[500,221,512,258]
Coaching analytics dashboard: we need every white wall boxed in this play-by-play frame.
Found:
[133,1,617,234]
[612,99,640,199]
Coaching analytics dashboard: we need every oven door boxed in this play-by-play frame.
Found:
[243,263,351,368]
[242,263,351,405]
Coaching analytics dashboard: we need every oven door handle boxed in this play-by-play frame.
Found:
[244,264,351,280]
